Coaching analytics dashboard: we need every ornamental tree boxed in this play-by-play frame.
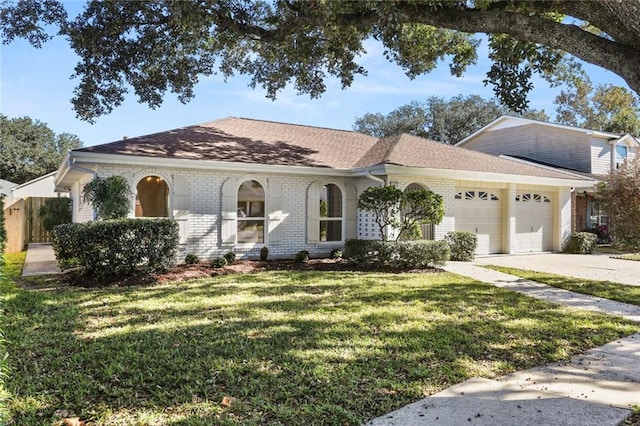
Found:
[358,185,444,241]
[81,176,131,220]
[594,156,640,250]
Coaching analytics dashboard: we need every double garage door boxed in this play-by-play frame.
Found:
[455,189,553,255]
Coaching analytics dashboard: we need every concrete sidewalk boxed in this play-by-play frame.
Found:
[21,243,60,277]
[366,262,640,426]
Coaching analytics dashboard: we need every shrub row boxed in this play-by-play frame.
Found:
[53,218,179,279]
[344,239,450,268]
[564,232,597,254]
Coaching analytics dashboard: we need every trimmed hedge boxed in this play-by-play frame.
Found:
[211,257,228,268]
[295,250,310,263]
[53,218,179,279]
[444,231,478,261]
[344,239,450,268]
[564,232,597,254]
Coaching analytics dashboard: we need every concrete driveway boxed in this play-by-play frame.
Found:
[474,253,640,286]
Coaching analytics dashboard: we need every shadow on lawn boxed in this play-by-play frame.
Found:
[5,271,638,425]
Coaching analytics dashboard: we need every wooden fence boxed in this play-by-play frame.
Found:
[3,197,57,253]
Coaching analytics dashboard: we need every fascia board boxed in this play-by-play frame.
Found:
[68,151,353,177]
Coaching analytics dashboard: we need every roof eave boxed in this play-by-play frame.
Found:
[67,151,354,178]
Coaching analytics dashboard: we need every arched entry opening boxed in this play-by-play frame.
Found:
[136,175,169,217]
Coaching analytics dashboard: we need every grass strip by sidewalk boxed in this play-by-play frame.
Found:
[484,265,640,306]
[2,257,638,426]
[612,253,640,262]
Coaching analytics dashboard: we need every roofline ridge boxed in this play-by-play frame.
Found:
[229,116,375,137]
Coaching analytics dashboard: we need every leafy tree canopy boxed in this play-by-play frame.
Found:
[0,114,83,184]
[555,77,640,136]
[353,94,548,144]
[1,1,639,122]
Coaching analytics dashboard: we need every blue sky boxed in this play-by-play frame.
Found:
[0,2,631,147]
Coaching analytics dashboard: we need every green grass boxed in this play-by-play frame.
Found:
[613,253,640,262]
[2,258,638,425]
[484,265,640,306]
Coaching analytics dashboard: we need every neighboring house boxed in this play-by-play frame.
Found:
[54,117,594,259]
[9,171,67,201]
[0,178,17,198]
[457,116,640,234]
[2,172,68,253]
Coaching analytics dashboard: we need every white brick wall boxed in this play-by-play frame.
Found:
[73,165,575,260]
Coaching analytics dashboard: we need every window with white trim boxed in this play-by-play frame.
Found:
[237,180,265,244]
[616,145,628,169]
[320,183,342,242]
[136,175,169,217]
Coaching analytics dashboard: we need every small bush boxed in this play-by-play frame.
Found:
[52,218,178,279]
[445,231,478,261]
[295,250,310,263]
[260,246,269,261]
[330,248,343,259]
[224,252,236,264]
[210,257,228,268]
[344,239,449,268]
[564,232,597,254]
[184,253,199,264]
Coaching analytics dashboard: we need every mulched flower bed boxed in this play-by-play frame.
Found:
[59,258,443,288]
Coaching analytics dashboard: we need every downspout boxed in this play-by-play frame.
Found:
[69,156,97,176]
[68,156,98,221]
[364,171,386,185]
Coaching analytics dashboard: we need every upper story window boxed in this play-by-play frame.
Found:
[136,175,169,217]
[320,183,343,242]
[237,180,265,244]
[616,145,628,168]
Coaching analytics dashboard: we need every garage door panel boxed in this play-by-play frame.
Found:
[455,189,502,256]
[515,192,553,253]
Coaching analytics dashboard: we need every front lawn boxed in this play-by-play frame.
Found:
[2,256,638,425]
[485,265,640,306]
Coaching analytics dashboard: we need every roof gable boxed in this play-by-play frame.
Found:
[456,115,626,147]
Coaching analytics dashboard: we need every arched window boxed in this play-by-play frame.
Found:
[237,180,265,244]
[136,175,169,217]
[320,183,343,242]
[403,183,434,240]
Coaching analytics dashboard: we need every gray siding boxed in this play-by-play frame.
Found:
[463,124,592,172]
[590,138,612,175]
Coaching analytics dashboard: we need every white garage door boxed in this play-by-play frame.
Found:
[454,190,502,255]
[515,192,553,253]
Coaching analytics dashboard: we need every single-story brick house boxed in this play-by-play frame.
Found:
[54,117,595,259]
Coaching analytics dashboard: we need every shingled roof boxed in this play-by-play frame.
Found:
[75,117,590,181]
[354,133,589,180]
[78,117,378,170]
